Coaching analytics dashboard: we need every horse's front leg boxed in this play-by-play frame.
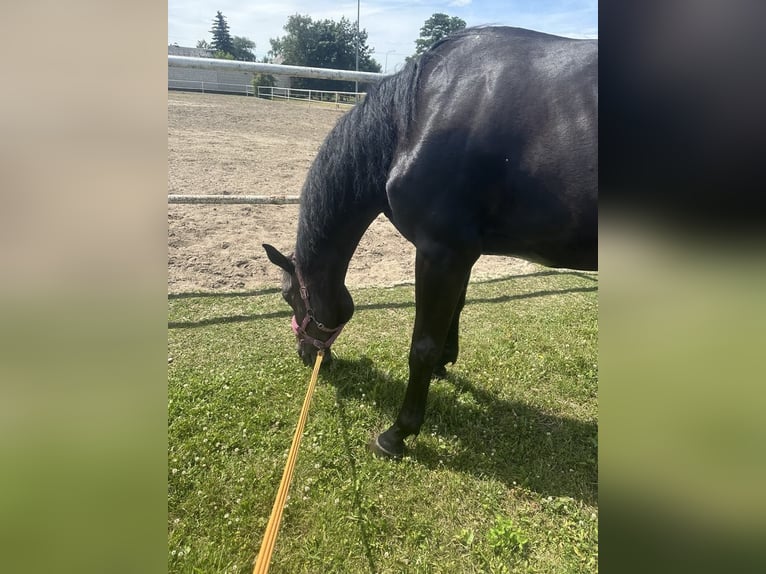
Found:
[371,247,476,458]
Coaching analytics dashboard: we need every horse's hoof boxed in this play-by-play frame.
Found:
[368,433,404,460]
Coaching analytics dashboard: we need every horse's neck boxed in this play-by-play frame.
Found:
[296,189,383,286]
[294,189,381,326]
[296,102,393,284]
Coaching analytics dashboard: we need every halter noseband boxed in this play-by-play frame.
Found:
[290,261,346,351]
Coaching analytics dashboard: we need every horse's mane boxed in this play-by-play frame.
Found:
[294,57,421,266]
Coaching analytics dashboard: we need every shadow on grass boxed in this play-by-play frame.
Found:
[168,310,291,329]
[467,285,597,306]
[166,270,597,302]
[326,357,597,507]
[168,276,597,330]
[168,287,280,299]
[474,269,598,285]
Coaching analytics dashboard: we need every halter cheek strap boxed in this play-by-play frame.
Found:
[290,263,346,351]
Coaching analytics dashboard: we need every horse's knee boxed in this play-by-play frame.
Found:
[410,336,441,368]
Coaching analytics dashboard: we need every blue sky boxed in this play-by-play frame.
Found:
[168,0,597,73]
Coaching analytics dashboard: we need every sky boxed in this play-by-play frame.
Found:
[168,0,597,74]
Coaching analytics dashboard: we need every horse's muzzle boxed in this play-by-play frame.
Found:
[291,314,337,367]
[296,341,332,367]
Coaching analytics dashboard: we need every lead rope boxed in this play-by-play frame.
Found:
[252,349,325,574]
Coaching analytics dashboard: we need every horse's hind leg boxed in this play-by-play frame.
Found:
[371,247,477,458]
[434,276,469,378]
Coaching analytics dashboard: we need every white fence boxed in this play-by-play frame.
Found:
[256,86,364,107]
[168,80,364,106]
[169,78,255,96]
[168,55,386,83]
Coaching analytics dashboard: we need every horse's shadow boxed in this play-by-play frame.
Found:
[326,356,597,506]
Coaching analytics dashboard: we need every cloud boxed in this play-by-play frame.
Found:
[449,0,472,6]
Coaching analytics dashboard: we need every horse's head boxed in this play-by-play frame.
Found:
[263,243,348,367]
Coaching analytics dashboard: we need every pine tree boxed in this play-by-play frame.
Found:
[210,11,234,57]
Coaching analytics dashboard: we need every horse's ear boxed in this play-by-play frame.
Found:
[263,244,295,274]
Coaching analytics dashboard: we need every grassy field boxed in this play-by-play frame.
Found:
[168,268,598,573]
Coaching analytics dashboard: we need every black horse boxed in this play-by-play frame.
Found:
[264,27,597,458]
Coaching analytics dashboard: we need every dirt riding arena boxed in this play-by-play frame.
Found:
[168,91,535,293]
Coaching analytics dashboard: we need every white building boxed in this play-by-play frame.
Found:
[168,45,290,95]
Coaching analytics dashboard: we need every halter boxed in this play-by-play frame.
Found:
[290,261,346,351]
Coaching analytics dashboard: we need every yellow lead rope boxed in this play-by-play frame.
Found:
[253,349,324,574]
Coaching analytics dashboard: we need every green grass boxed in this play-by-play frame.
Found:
[168,268,598,573]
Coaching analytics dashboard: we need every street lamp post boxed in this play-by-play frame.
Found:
[384,49,395,74]
[355,0,360,97]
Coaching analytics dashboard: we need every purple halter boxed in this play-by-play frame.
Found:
[290,262,346,351]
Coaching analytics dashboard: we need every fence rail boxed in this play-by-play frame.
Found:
[168,195,300,205]
[169,80,365,105]
[256,86,364,106]
[168,55,386,83]
[169,79,255,95]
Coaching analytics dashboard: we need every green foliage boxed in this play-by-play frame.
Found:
[253,56,276,91]
[269,14,381,92]
[210,11,234,57]
[414,12,467,56]
[488,516,529,556]
[252,74,276,89]
[232,36,256,62]
[168,268,598,573]
[213,50,234,61]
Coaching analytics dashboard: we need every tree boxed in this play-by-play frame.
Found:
[210,11,234,57]
[270,14,381,92]
[196,39,210,50]
[414,13,466,56]
[232,36,256,62]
